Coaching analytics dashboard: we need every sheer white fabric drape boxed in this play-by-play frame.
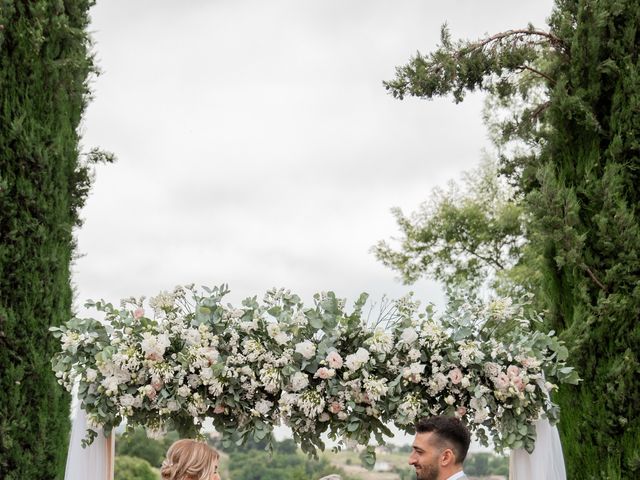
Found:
[65,394,114,480]
[509,417,566,480]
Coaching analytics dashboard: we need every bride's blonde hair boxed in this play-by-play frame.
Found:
[160,439,219,480]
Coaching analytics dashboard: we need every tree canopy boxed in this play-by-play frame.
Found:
[373,157,536,300]
[380,1,640,477]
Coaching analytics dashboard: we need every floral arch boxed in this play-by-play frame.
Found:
[52,284,577,467]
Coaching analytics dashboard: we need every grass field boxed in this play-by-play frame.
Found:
[323,449,411,480]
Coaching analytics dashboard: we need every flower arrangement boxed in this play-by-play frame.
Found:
[51,284,578,463]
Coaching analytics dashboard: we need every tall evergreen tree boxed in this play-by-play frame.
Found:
[0,1,103,478]
[383,1,639,477]
[531,2,640,477]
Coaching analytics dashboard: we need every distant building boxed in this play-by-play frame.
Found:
[373,461,393,472]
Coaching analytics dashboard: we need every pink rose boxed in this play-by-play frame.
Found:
[314,367,335,380]
[151,377,164,391]
[134,308,145,319]
[456,406,467,418]
[507,365,521,378]
[494,372,510,391]
[326,351,343,369]
[484,362,500,377]
[449,367,463,385]
[213,404,225,414]
[513,376,525,392]
[329,402,342,414]
[144,385,157,400]
[146,352,162,362]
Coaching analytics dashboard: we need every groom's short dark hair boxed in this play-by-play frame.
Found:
[415,415,470,464]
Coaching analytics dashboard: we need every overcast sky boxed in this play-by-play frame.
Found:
[75,0,555,448]
[76,0,553,313]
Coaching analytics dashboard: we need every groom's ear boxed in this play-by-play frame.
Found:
[440,447,455,466]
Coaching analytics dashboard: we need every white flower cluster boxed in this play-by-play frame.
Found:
[51,285,577,456]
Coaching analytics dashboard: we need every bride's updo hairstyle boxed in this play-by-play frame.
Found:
[160,439,219,480]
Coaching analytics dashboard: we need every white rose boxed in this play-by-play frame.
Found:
[402,362,425,383]
[101,376,119,396]
[474,409,489,423]
[345,348,370,371]
[266,323,280,336]
[182,328,201,346]
[85,368,97,382]
[202,347,220,365]
[254,399,273,416]
[470,397,486,410]
[119,394,135,408]
[408,349,421,361]
[295,340,316,360]
[290,372,309,392]
[177,385,191,397]
[140,332,171,361]
[400,328,419,345]
[200,367,214,383]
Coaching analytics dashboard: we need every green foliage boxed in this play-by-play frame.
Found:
[464,452,509,476]
[0,1,103,478]
[373,158,541,302]
[534,2,640,477]
[114,455,158,480]
[384,24,565,104]
[384,0,640,477]
[228,450,356,480]
[54,284,576,458]
[116,429,178,468]
[223,437,359,480]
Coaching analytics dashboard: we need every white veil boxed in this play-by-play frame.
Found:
[65,393,114,480]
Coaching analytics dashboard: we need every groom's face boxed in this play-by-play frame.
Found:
[408,432,443,480]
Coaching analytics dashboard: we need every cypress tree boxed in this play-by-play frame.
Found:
[532,1,640,477]
[383,0,639,477]
[0,1,98,478]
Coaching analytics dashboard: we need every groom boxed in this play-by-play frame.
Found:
[408,415,470,480]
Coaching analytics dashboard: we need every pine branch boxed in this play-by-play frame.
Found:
[518,65,556,85]
[530,100,552,119]
[460,28,567,56]
[580,263,608,292]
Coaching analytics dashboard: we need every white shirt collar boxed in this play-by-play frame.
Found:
[446,471,466,480]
